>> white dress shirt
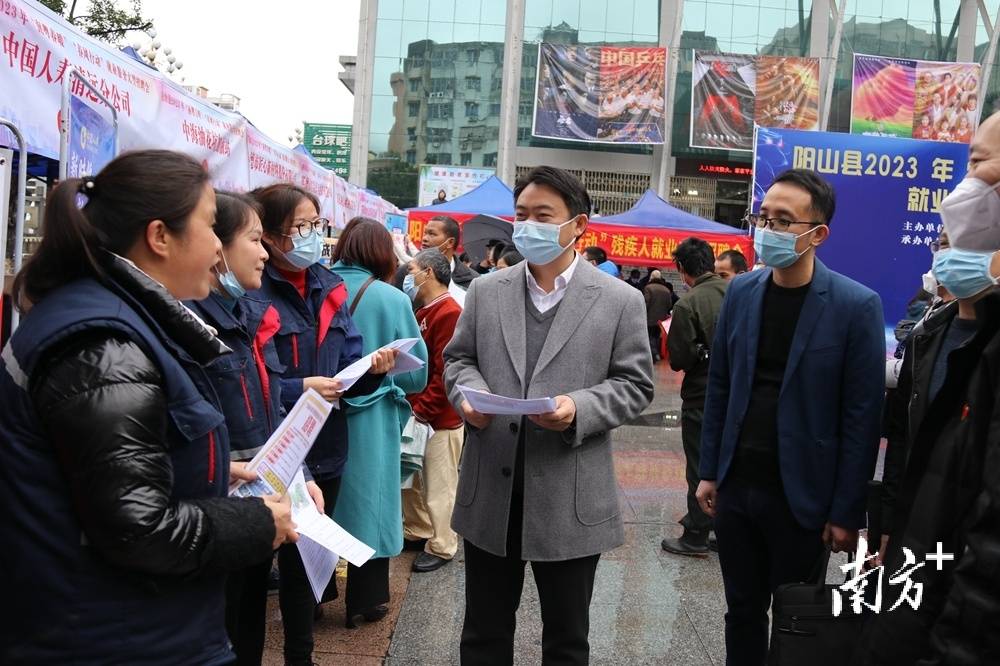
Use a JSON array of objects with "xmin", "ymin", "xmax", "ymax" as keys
[
  {"xmin": 448, "ymin": 257, "xmax": 467, "ymax": 308},
  {"xmin": 525, "ymin": 255, "xmax": 579, "ymax": 314}
]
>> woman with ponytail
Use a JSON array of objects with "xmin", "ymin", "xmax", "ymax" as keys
[
  {"xmin": 251, "ymin": 183, "xmax": 397, "ymax": 664},
  {"xmin": 0, "ymin": 151, "xmax": 298, "ymax": 664}
]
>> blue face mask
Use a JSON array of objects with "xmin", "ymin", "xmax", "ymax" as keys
[
  {"xmin": 512, "ymin": 217, "xmax": 576, "ymax": 266},
  {"xmin": 932, "ymin": 248, "xmax": 999, "ymax": 299},
  {"xmin": 753, "ymin": 226, "xmax": 820, "ymax": 269},
  {"xmin": 402, "ymin": 271, "xmax": 427, "ymax": 302},
  {"xmin": 217, "ymin": 252, "xmax": 246, "ymax": 299},
  {"xmin": 283, "ymin": 230, "xmax": 323, "ymax": 269}
]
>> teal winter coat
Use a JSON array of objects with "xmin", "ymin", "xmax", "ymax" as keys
[{"xmin": 330, "ymin": 263, "xmax": 428, "ymax": 558}]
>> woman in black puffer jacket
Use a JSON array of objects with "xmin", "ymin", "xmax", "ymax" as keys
[{"xmin": 0, "ymin": 151, "xmax": 298, "ymax": 665}]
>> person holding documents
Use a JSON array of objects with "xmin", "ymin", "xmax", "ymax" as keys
[
  {"xmin": 331, "ymin": 218, "xmax": 428, "ymax": 629},
  {"xmin": 253, "ymin": 184, "xmax": 396, "ymax": 664},
  {"xmin": 0, "ymin": 151, "xmax": 297, "ymax": 664},
  {"xmin": 443, "ymin": 166, "xmax": 655, "ymax": 664},
  {"xmin": 187, "ymin": 191, "xmax": 329, "ymax": 665}
]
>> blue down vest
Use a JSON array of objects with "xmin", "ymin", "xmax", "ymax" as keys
[{"xmin": 0, "ymin": 276, "xmax": 234, "ymax": 664}]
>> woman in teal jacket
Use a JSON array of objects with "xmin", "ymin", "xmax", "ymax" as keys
[{"xmin": 330, "ymin": 217, "xmax": 428, "ymax": 628}]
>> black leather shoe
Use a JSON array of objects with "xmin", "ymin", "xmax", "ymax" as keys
[
  {"xmin": 412, "ymin": 551, "xmax": 451, "ymax": 573},
  {"xmin": 345, "ymin": 604, "xmax": 388, "ymax": 629},
  {"xmin": 403, "ymin": 538, "xmax": 427, "ymax": 552},
  {"xmin": 661, "ymin": 536, "xmax": 709, "ymax": 557}
]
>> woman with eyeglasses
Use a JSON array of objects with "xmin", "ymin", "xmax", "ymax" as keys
[{"xmin": 252, "ymin": 183, "xmax": 398, "ymax": 665}]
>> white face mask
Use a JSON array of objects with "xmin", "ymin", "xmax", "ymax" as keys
[
  {"xmin": 921, "ymin": 270, "xmax": 939, "ymax": 295},
  {"xmin": 939, "ymin": 177, "xmax": 1000, "ymax": 251}
]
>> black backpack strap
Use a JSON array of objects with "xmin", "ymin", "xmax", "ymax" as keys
[{"xmin": 349, "ymin": 276, "xmax": 377, "ymax": 316}]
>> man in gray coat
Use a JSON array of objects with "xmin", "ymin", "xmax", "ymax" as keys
[{"xmin": 444, "ymin": 166, "xmax": 654, "ymax": 665}]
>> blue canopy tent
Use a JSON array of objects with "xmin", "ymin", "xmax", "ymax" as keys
[
  {"xmin": 586, "ymin": 190, "xmax": 753, "ymax": 268},
  {"xmin": 408, "ymin": 175, "xmax": 515, "ymax": 218},
  {"xmin": 595, "ymin": 190, "xmax": 747, "ymax": 235}
]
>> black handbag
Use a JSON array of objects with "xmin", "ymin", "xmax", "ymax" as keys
[{"xmin": 768, "ymin": 546, "xmax": 865, "ymax": 665}]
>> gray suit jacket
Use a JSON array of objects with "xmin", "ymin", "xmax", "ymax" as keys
[{"xmin": 443, "ymin": 258, "xmax": 654, "ymax": 561}]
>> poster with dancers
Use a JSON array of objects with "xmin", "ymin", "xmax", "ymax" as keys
[
  {"xmin": 851, "ymin": 54, "xmax": 981, "ymax": 143},
  {"xmin": 532, "ymin": 44, "xmax": 667, "ymax": 145}
]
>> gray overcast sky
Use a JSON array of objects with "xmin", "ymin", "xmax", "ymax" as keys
[{"xmin": 134, "ymin": 0, "xmax": 361, "ymax": 143}]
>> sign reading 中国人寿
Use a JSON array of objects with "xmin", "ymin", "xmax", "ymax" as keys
[{"xmin": 753, "ymin": 127, "xmax": 970, "ymax": 323}]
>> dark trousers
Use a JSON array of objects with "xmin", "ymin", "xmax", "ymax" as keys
[
  {"xmin": 278, "ymin": 476, "xmax": 341, "ymax": 666},
  {"xmin": 345, "ymin": 556, "xmax": 390, "ymax": 617},
  {"xmin": 648, "ymin": 325, "xmax": 661, "ymax": 359},
  {"xmin": 714, "ymin": 477, "xmax": 824, "ymax": 666},
  {"xmin": 225, "ymin": 555, "xmax": 272, "ymax": 666},
  {"xmin": 460, "ymin": 491, "xmax": 600, "ymax": 665},
  {"xmin": 680, "ymin": 407, "xmax": 713, "ymax": 537}
]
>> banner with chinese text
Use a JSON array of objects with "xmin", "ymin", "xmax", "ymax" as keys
[
  {"xmin": 532, "ymin": 43, "xmax": 666, "ymax": 145},
  {"xmin": 753, "ymin": 127, "xmax": 969, "ymax": 321},
  {"xmin": 578, "ymin": 223, "xmax": 753, "ymax": 270},
  {"xmin": 417, "ymin": 164, "xmax": 495, "ymax": 206},
  {"xmin": 851, "ymin": 54, "xmax": 981, "ymax": 143},
  {"xmin": 691, "ymin": 52, "xmax": 820, "ymax": 152},
  {"xmin": 0, "ymin": 0, "xmax": 399, "ymax": 225}
]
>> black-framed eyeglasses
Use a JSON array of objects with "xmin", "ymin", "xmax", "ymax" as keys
[
  {"xmin": 743, "ymin": 213, "xmax": 823, "ymax": 234},
  {"xmin": 282, "ymin": 217, "xmax": 330, "ymax": 239}
]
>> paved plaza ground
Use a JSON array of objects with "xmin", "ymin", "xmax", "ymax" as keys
[{"xmin": 261, "ymin": 363, "xmax": 857, "ymax": 665}]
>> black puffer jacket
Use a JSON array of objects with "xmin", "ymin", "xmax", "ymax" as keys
[
  {"xmin": 861, "ymin": 291, "xmax": 1000, "ymax": 665},
  {"xmin": 0, "ymin": 254, "xmax": 275, "ymax": 663}
]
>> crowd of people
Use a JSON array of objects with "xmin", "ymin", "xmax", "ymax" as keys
[{"xmin": 1, "ymin": 128, "xmax": 999, "ymax": 666}]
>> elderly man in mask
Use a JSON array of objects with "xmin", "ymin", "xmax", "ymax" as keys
[{"xmin": 858, "ymin": 112, "xmax": 1000, "ymax": 665}]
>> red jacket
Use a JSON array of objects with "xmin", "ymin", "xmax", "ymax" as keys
[{"xmin": 408, "ymin": 293, "xmax": 463, "ymax": 430}]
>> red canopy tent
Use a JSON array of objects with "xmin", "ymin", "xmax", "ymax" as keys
[
  {"xmin": 406, "ymin": 176, "xmax": 515, "ymax": 260},
  {"xmin": 582, "ymin": 190, "xmax": 754, "ymax": 269}
]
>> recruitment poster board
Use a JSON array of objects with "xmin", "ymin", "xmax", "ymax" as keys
[
  {"xmin": 691, "ymin": 52, "xmax": 820, "ymax": 151},
  {"xmin": 417, "ymin": 164, "xmax": 494, "ymax": 207},
  {"xmin": 533, "ymin": 44, "xmax": 667, "ymax": 145},
  {"xmin": 752, "ymin": 127, "xmax": 970, "ymax": 321},
  {"xmin": 851, "ymin": 54, "xmax": 981, "ymax": 143}
]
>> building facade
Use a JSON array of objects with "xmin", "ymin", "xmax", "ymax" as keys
[{"xmin": 351, "ymin": 0, "xmax": 1000, "ymax": 219}]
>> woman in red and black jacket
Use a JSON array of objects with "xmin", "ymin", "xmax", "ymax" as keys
[
  {"xmin": 188, "ymin": 192, "xmax": 327, "ymax": 665},
  {"xmin": 251, "ymin": 183, "xmax": 396, "ymax": 665}
]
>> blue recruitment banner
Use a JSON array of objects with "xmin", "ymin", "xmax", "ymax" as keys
[
  {"xmin": 753, "ymin": 127, "xmax": 969, "ymax": 323},
  {"xmin": 66, "ymin": 95, "xmax": 116, "ymax": 178}
]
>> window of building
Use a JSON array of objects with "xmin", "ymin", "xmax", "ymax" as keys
[
  {"xmin": 408, "ymin": 78, "xmax": 420, "ymax": 93},
  {"xmin": 428, "ymin": 103, "xmax": 453, "ymax": 119},
  {"xmin": 431, "ymin": 78, "xmax": 453, "ymax": 93},
  {"xmin": 407, "ymin": 127, "xmax": 417, "ymax": 141},
  {"xmin": 466, "ymin": 49, "xmax": 479, "ymax": 64},
  {"xmin": 517, "ymin": 127, "xmax": 532, "ymax": 141},
  {"xmin": 428, "ymin": 127, "xmax": 452, "ymax": 142},
  {"xmin": 460, "ymin": 152, "xmax": 473, "ymax": 166},
  {"xmin": 408, "ymin": 101, "xmax": 421, "ymax": 118},
  {"xmin": 405, "ymin": 150, "xmax": 417, "ymax": 165},
  {"xmin": 483, "ymin": 153, "xmax": 497, "ymax": 167},
  {"xmin": 489, "ymin": 103, "xmax": 502, "ymax": 116},
  {"xmin": 465, "ymin": 102, "xmax": 480, "ymax": 118},
  {"xmin": 519, "ymin": 100, "xmax": 533, "ymax": 116},
  {"xmin": 466, "ymin": 76, "xmax": 482, "ymax": 91},
  {"xmin": 426, "ymin": 153, "xmax": 452, "ymax": 165}
]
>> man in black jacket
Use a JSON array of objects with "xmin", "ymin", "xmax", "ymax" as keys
[
  {"xmin": 860, "ymin": 114, "xmax": 1000, "ymax": 665},
  {"xmin": 393, "ymin": 215, "xmax": 477, "ymax": 305},
  {"xmin": 661, "ymin": 238, "xmax": 727, "ymax": 556}
]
